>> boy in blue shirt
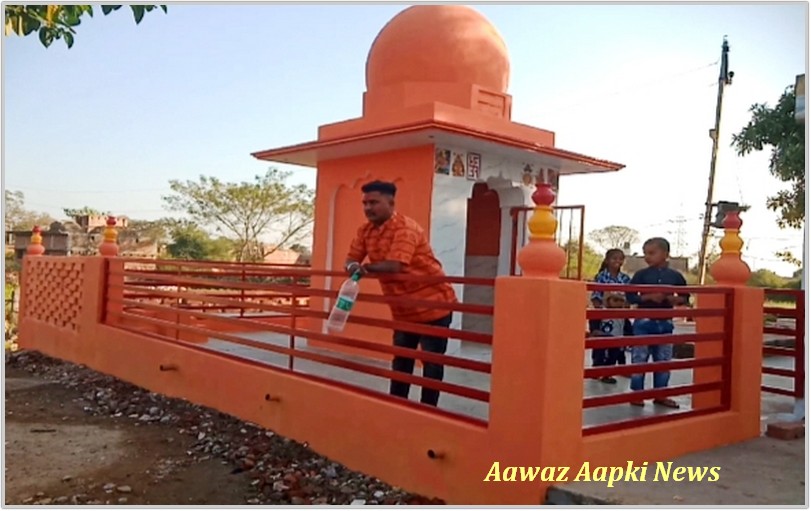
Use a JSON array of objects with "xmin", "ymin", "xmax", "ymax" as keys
[{"xmin": 625, "ymin": 237, "xmax": 689, "ymax": 408}]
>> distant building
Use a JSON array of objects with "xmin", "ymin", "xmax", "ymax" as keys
[
  {"xmin": 263, "ymin": 247, "xmax": 311, "ymax": 266},
  {"xmin": 7, "ymin": 215, "xmax": 160, "ymax": 262}
]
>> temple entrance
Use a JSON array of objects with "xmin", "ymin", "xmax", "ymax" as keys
[{"xmin": 462, "ymin": 182, "xmax": 502, "ymax": 334}]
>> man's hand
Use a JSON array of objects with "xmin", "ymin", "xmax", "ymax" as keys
[
  {"xmin": 640, "ymin": 293, "xmax": 666, "ymax": 303},
  {"xmin": 345, "ymin": 261, "xmax": 367, "ymax": 276},
  {"xmin": 666, "ymin": 294, "xmax": 687, "ymax": 306}
]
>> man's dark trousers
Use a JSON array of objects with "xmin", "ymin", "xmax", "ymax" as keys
[{"xmin": 390, "ymin": 313, "xmax": 453, "ymax": 406}]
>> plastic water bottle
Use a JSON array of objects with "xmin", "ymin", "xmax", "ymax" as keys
[{"xmin": 326, "ymin": 272, "xmax": 362, "ymax": 332}]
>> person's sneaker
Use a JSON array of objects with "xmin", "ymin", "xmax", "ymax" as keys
[
  {"xmin": 630, "ymin": 400, "xmax": 645, "ymax": 407},
  {"xmin": 654, "ymin": 398, "xmax": 680, "ymax": 409},
  {"xmin": 600, "ymin": 376, "xmax": 617, "ymax": 384}
]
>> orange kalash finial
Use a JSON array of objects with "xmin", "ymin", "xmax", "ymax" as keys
[
  {"xmin": 516, "ymin": 183, "xmax": 566, "ymax": 278},
  {"xmin": 98, "ymin": 216, "xmax": 120, "ymax": 257},
  {"xmin": 709, "ymin": 209, "xmax": 751, "ymax": 285},
  {"xmin": 26, "ymin": 226, "xmax": 45, "ymax": 256}
]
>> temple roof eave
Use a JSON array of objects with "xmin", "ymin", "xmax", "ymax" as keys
[{"xmin": 251, "ymin": 121, "xmax": 625, "ymax": 175}]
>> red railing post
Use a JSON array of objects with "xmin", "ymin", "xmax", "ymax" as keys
[
  {"xmin": 289, "ymin": 286, "xmax": 297, "ymax": 371},
  {"xmin": 240, "ymin": 265, "xmax": 246, "ymax": 318},
  {"xmin": 794, "ymin": 291, "xmax": 805, "ymax": 400},
  {"xmin": 720, "ymin": 289, "xmax": 735, "ymax": 410}
]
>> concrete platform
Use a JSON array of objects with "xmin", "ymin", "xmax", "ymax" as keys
[
  {"xmin": 198, "ymin": 320, "xmax": 804, "ymax": 505},
  {"xmin": 199, "ymin": 320, "xmax": 799, "ymax": 427},
  {"xmin": 545, "ymin": 436, "xmax": 805, "ymax": 505}
]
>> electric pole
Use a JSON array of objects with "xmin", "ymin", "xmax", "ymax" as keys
[
  {"xmin": 697, "ymin": 37, "xmax": 734, "ymax": 285},
  {"xmin": 667, "ymin": 207, "xmax": 688, "ymax": 256}
]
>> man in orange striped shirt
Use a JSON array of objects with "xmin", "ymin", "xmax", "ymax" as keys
[{"xmin": 345, "ymin": 180, "xmax": 457, "ymax": 407}]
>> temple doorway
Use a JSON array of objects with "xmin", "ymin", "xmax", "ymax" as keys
[{"xmin": 462, "ymin": 182, "xmax": 501, "ymax": 333}]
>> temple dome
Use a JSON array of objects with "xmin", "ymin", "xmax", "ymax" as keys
[{"xmin": 365, "ymin": 5, "xmax": 510, "ymax": 93}]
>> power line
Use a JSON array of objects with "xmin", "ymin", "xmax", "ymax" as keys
[
  {"xmin": 8, "ymin": 186, "xmax": 169, "ymax": 194},
  {"xmin": 534, "ymin": 59, "xmax": 720, "ymax": 117}
]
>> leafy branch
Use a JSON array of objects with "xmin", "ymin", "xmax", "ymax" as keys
[{"xmin": 4, "ymin": 5, "xmax": 167, "ymax": 48}]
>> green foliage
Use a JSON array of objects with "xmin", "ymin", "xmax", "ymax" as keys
[
  {"xmin": 63, "ymin": 206, "xmax": 106, "ymax": 218},
  {"xmin": 163, "ymin": 169, "xmax": 315, "ymax": 263},
  {"xmin": 4, "ymin": 190, "xmax": 55, "ymax": 232},
  {"xmin": 560, "ymin": 240, "xmax": 604, "ymax": 280},
  {"xmin": 4, "ymin": 5, "xmax": 167, "ymax": 48},
  {"xmin": 588, "ymin": 225, "xmax": 640, "ymax": 252},
  {"xmin": 732, "ymin": 85, "xmax": 805, "ymax": 229},
  {"xmin": 775, "ymin": 249, "xmax": 802, "ymax": 269},
  {"xmin": 747, "ymin": 268, "xmax": 789, "ymax": 289},
  {"xmin": 164, "ymin": 221, "xmax": 234, "ymax": 261}
]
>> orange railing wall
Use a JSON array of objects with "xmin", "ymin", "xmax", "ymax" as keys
[{"xmin": 18, "ymin": 256, "xmax": 765, "ymax": 504}]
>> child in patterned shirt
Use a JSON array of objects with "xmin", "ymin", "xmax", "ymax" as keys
[
  {"xmin": 589, "ymin": 291, "xmax": 633, "ymax": 384},
  {"xmin": 589, "ymin": 249, "xmax": 632, "ymax": 383}
]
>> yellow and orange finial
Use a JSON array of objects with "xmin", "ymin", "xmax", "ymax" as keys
[
  {"xmin": 516, "ymin": 183, "xmax": 566, "ymax": 278},
  {"xmin": 26, "ymin": 226, "xmax": 45, "ymax": 256},
  {"xmin": 709, "ymin": 209, "xmax": 751, "ymax": 285},
  {"xmin": 98, "ymin": 216, "xmax": 119, "ymax": 257}
]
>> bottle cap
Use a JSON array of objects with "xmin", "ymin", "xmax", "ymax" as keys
[{"xmin": 351, "ymin": 271, "xmax": 362, "ymax": 281}]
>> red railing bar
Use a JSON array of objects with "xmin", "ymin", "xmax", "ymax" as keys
[
  {"xmin": 121, "ymin": 263, "xmax": 496, "ymax": 286},
  {"xmin": 120, "ymin": 279, "xmax": 310, "ymax": 291},
  {"xmin": 583, "ymin": 356, "xmax": 725, "ymax": 378},
  {"xmin": 762, "ymin": 366, "xmax": 796, "ymax": 378},
  {"xmin": 586, "ymin": 283, "xmax": 733, "ymax": 294},
  {"xmin": 115, "ymin": 283, "xmax": 493, "ymax": 345},
  {"xmin": 107, "ymin": 320, "xmax": 489, "ymax": 428},
  {"xmin": 764, "ymin": 326, "xmax": 798, "ymax": 336},
  {"xmin": 583, "ymin": 406, "xmax": 727, "ymax": 436},
  {"xmin": 763, "ymin": 346, "xmax": 796, "ymax": 356},
  {"xmin": 763, "ymin": 307, "xmax": 799, "ymax": 317},
  {"xmin": 108, "ymin": 307, "xmax": 491, "ymax": 402},
  {"xmin": 583, "ymin": 381, "xmax": 722, "ymax": 408},
  {"xmin": 587, "ymin": 308, "xmax": 726, "ymax": 320},
  {"xmin": 124, "ymin": 291, "xmax": 301, "ymax": 299},
  {"xmin": 123, "ymin": 257, "xmax": 310, "ymax": 268},
  {"xmin": 124, "ymin": 269, "xmax": 309, "ymax": 276},
  {"xmin": 760, "ymin": 385, "xmax": 795, "ymax": 397},
  {"xmin": 763, "ymin": 288, "xmax": 805, "ymax": 299},
  {"xmin": 114, "ymin": 270, "xmax": 495, "ymax": 315},
  {"xmin": 111, "ymin": 299, "xmax": 493, "ymax": 376},
  {"xmin": 585, "ymin": 332, "xmax": 723, "ymax": 349}
]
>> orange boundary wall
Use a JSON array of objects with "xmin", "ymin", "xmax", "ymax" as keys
[{"xmin": 18, "ymin": 256, "xmax": 763, "ymax": 504}]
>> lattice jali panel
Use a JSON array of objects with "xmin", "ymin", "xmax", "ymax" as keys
[{"xmin": 22, "ymin": 259, "xmax": 85, "ymax": 333}]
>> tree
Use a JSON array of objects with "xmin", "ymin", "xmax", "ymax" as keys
[
  {"xmin": 164, "ymin": 222, "xmax": 234, "ymax": 261},
  {"xmin": 4, "ymin": 5, "xmax": 166, "ymax": 49},
  {"xmin": 163, "ymin": 169, "xmax": 315, "ymax": 262},
  {"xmin": 775, "ymin": 249, "xmax": 802, "ymax": 269},
  {"xmin": 63, "ymin": 206, "xmax": 106, "ymax": 218},
  {"xmin": 4, "ymin": 190, "xmax": 55, "ymax": 232},
  {"xmin": 560, "ymin": 240, "xmax": 604, "ymax": 280},
  {"xmin": 747, "ymin": 269, "xmax": 788, "ymax": 289},
  {"xmin": 732, "ymin": 85, "xmax": 805, "ymax": 229},
  {"xmin": 588, "ymin": 225, "xmax": 640, "ymax": 253}
]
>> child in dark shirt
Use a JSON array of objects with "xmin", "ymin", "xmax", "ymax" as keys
[
  {"xmin": 588, "ymin": 291, "xmax": 633, "ymax": 384},
  {"xmin": 626, "ymin": 237, "xmax": 689, "ymax": 408}
]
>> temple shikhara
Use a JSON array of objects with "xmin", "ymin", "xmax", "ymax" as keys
[
  {"xmin": 13, "ymin": 5, "xmax": 801, "ymax": 506},
  {"xmin": 253, "ymin": 5, "xmax": 623, "ymax": 344}
]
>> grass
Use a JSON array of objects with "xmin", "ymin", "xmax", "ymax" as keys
[
  {"xmin": 5, "ymin": 283, "xmax": 16, "ymax": 301},
  {"xmin": 764, "ymin": 300, "xmax": 797, "ymax": 309}
]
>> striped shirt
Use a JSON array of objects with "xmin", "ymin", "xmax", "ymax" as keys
[{"xmin": 347, "ymin": 213, "xmax": 457, "ymax": 323}]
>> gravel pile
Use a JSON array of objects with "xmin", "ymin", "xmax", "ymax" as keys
[{"xmin": 7, "ymin": 351, "xmax": 445, "ymax": 505}]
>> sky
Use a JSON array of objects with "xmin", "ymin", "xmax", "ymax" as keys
[{"xmin": 2, "ymin": 1, "xmax": 807, "ymax": 277}]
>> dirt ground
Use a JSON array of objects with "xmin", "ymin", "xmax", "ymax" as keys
[
  {"xmin": 5, "ymin": 366, "xmax": 255, "ymax": 505},
  {"xmin": 3, "ymin": 352, "xmax": 441, "ymax": 506}
]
